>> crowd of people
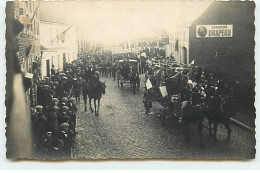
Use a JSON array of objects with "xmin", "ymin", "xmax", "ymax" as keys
[
  {"xmin": 144, "ymin": 60, "xmax": 238, "ymax": 118},
  {"xmin": 31, "ymin": 53, "xmax": 107, "ymax": 159}
]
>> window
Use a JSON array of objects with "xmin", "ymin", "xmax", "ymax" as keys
[
  {"xmin": 51, "ymin": 56, "xmax": 54, "ymax": 65},
  {"xmin": 50, "ymin": 28, "xmax": 53, "ymax": 45},
  {"xmin": 19, "ymin": 8, "xmax": 23, "ymax": 15},
  {"xmin": 58, "ymin": 55, "xmax": 60, "ymax": 69},
  {"xmin": 57, "ymin": 29, "xmax": 59, "ymax": 44}
]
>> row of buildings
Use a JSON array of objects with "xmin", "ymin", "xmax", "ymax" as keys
[
  {"xmin": 11, "ymin": 1, "xmax": 78, "ymax": 80},
  {"xmin": 165, "ymin": 2, "xmax": 255, "ymax": 127},
  {"xmin": 8, "ymin": 1, "xmax": 78, "ymax": 107}
]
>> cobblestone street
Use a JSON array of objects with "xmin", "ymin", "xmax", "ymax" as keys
[{"xmin": 74, "ymin": 75, "xmax": 255, "ymax": 160}]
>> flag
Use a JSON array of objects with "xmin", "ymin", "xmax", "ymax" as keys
[
  {"xmin": 19, "ymin": 15, "xmax": 31, "ymax": 25},
  {"xmin": 146, "ymin": 78, "xmax": 153, "ymax": 89},
  {"xmin": 159, "ymin": 86, "xmax": 168, "ymax": 97},
  {"xmin": 188, "ymin": 60, "xmax": 195, "ymax": 67},
  {"xmin": 140, "ymin": 52, "xmax": 147, "ymax": 58},
  {"xmin": 57, "ymin": 33, "xmax": 65, "ymax": 43}
]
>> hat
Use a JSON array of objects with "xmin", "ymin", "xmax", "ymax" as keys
[
  {"xmin": 209, "ymin": 73, "xmax": 214, "ymax": 76},
  {"xmin": 59, "ymin": 123, "xmax": 69, "ymax": 129},
  {"xmin": 62, "ymin": 106, "xmax": 69, "ymax": 111},
  {"xmin": 47, "ymin": 132, "xmax": 52, "ymax": 134},
  {"xmin": 43, "ymin": 85, "xmax": 49, "ymax": 88},
  {"xmin": 73, "ymin": 78, "xmax": 77, "ymax": 80},
  {"xmin": 61, "ymin": 97, "xmax": 68, "ymax": 102},
  {"xmin": 53, "ymin": 81, "xmax": 59, "ymax": 85},
  {"xmin": 35, "ymin": 105, "xmax": 43, "ymax": 109},
  {"xmin": 53, "ymin": 106, "xmax": 60, "ymax": 111},
  {"xmin": 69, "ymin": 97, "xmax": 76, "ymax": 102},
  {"xmin": 95, "ymin": 71, "xmax": 100, "ymax": 75},
  {"xmin": 52, "ymin": 98, "xmax": 59, "ymax": 102},
  {"xmin": 62, "ymin": 77, "xmax": 67, "ymax": 80}
]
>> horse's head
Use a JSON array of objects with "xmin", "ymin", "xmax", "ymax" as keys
[{"xmin": 100, "ymin": 81, "xmax": 106, "ymax": 94}]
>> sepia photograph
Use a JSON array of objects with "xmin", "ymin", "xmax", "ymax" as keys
[{"xmin": 5, "ymin": 0, "xmax": 256, "ymax": 161}]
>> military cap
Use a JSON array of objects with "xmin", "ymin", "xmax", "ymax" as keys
[
  {"xmin": 61, "ymin": 97, "xmax": 68, "ymax": 102},
  {"xmin": 53, "ymin": 81, "xmax": 59, "ymax": 85},
  {"xmin": 52, "ymin": 98, "xmax": 59, "ymax": 102},
  {"xmin": 53, "ymin": 106, "xmax": 60, "ymax": 110},
  {"xmin": 59, "ymin": 123, "xmax": 69, "ymax": 129},
  {"xmin": 35, "ymin": 105, "xmax": 43, "ymax": 109},
  {"xmin": 62, "ymin": 106, "xmax": 69, "ymax": 111},
  {"xmin": 69, "ymin": 97, "xmax": 76, "ymax": 102}
]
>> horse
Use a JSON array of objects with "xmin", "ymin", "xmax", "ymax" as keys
[
  {"xmin": 88, "ymin": 81, "xmax": 106, "ymax": 116},
  {"xmin": 203, "ymin": 95, "xmax": 236, "ymax": 141}
]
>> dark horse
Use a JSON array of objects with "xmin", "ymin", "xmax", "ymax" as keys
[
  {"xmin": 88, "ymin": 81, "xmax": 106, "ymax": 116},
  {"xmin": 203, "ymin": 96, "xmax": 236, "ymax": 141}
]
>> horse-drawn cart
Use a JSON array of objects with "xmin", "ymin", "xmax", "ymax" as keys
[
  {"xmin": 143, "ymin": 65, "xmax": 237, "ymax": 147},
  {"xmin": 117, "ymin": 59, "xmax": 140, "ymax": 94}
]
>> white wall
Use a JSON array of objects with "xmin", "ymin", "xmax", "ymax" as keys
[{"xmin": 39, "ymin": 21, "xmax": 78, "ymax": 79}]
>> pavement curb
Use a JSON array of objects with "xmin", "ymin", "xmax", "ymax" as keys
[{"xmin": 230, "ymin": 118, "xmax": 255, "ymax": 133}]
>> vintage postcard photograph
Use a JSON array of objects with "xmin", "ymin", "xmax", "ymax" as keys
[{"xmin": 5, "ymin": 0, "xmax": 256, "ymax": 160}]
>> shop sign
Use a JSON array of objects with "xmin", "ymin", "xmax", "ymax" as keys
[{"xmin": 196, "ymin": 25, "xmax": 233, "ymax": 38}]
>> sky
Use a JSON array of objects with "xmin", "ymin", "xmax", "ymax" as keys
[{"xmin": 39, "ymin": 0, "xmax": 213, "ymax": 45}]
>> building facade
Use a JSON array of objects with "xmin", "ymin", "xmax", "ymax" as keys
[
  {"xmin": 13, "ymin": 1, "xmax": 41, "ymax": 73},
  {"xmin": 8, "ymin": 1, "xmax": 41, "ymax": 107},
  {"xmin": 39, "ymin": 21, "xmax": 78, "ymax": 78},
  {"xmin": 166, "ymin": 26, "xmax": 190, "ymax": 64}
]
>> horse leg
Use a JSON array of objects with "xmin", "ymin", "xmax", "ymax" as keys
[
  {"xmin": 89, "ymin": 98, "xmax": 94, "ymax": 113},
  {"xmin": 94, "ymin": 99, "xmax": 97, "ymax": 116},
  {"xmin": 213, "ymin": 123, "xmax": 217, "ymax": 140},
  {"xmin": 84, "ymin": 96, "xmax": 87, "ymax": 112},
  {"xmin": 208, "ymin": 119, "xmax": 213, "ymax": 137},
  {"xmin": 198, "ymin": 120, "xmax": 204, "ymax": 148},
  {"xmin": 97, "ymin": 98, "xmax": 100, "ymax": 116},
  {"xmin": 224, "ymin": 121, "xmax": 231, "ymax": 141},
  {"xmin": 133, "ymin": 81, "xmax": 136, "ymax": 95},
  {"xmin": 184, "ymin": 122, "xmax": 190, "ymax": 142}
]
